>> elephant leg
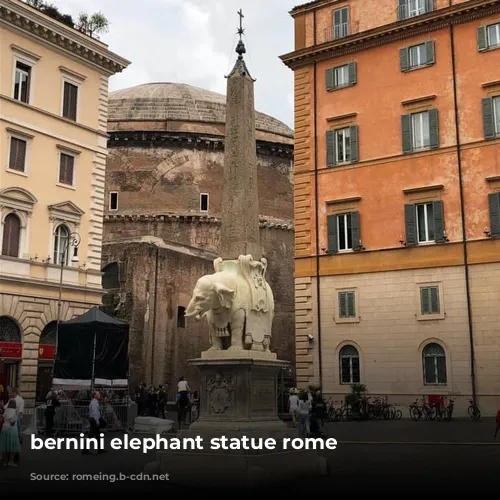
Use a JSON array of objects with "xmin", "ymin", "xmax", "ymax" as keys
[
  {"xmin": 228, "ymin": 309, "xmax": 245, "ymax": 350},
  {"xmin": 208, "ymin": 325, "xmax": 223, "ymax": 350}
]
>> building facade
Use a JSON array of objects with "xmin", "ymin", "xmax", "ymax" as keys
[
  {"xmin": 282, "ymin": 0, "xmax": 500, "ymax": 415},
  {"xmin": 100, "ymin": 83, "xmax": 295, "ymax": 393},
  {"xmin": 0, "ymin": 0, "xmax": 129, "ymax": 402}
]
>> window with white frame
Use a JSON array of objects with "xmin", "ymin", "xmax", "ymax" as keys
[
  {"xmin": 109, "ymin": 192, "xmax": 119, "ymax": 211},
  {"xmin": 408, "ymin": 0, "xmax": 426, "ymax": 17},
  {"xmin": 58, "ymin": 152, "xmax": 75, "ymax": 186},
  {"xmin": 409, "ymin": 43, "xmax": 427, "ymax": 68},
  {"xmin": 13, "ymin": 61, "xmax": 31, "ymax": 103},
  {"xmin": 333, "ymin": 7, "xmax": 349, "ymax": 39},
  {"xmin": 411, "ymin": 111, "xmax": 430, "ymax": 150},
  {"xmin": 487, "ymin": 22, "xmax": 500, "ymax": 48},
  {"xmin": 420, "ymin": 286, "xmax": 440, "ymax": 315},
  {"xmin": 416, "ymin": 202, "xmax": 435, "ymax": 243},
  {"xmin": 8, "ymin": 136, "xmax": 27, "ymax": 173},
  {"xmin": 334, "ymin": 65, "xmax": 349, "ymax": 87},
  {"xmin": 422, "ymin": 343, "xmax": 447, "ymax": 385},
  {"xmin": 339, "ymin": 291, "xmax": 356, "ymax": 318},
  {"xmin": 494, "ymin": 96, "xmax": 500, "ymax": 135},
  {"xmin": 339, "ymin": 345, "xmax": 360, "ymax": 384},
  {"xmin": 334, "ymin": 127, "xmax": 351, "ymax": 164},
  {"xmin": 53, "ymin": 224, "xmax": 70, "ymax": 266},
  {"xmin": 336, "ymin": 212, "xmax": 353, "ymax": 251},
  {"xmin": 200, "ymin": 193, "xmax": 209, "ymax": 212}
]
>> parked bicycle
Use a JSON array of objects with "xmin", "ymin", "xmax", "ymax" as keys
[
  {"xmin": 409, "ymin": 396, "xmax": 436, "ymax": 421},
  {"xmin": 467, "ymin": 397, "xmax": 481, "ymax": 420}
]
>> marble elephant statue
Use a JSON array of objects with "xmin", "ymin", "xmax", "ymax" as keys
[{"xmin": 184, "ymin": 270, "xmax": 274, "ymax": 352}]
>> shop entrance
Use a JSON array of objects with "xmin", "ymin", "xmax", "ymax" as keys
[{"xmin": 0, "ymin": 316, "xmax": 23, "ymax": 402}]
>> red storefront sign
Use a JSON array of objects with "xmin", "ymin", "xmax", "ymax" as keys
[
  {"xmin": 0, "ymin": 342, "xmax": 22, "ymax": 359},
  {"xmin": 39, "ymin": 344, "xmax": 56, "ymax": 360}
]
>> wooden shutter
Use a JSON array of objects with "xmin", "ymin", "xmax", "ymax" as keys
[
  {"xmin": 430, "ymin": 287, "xmax": 440, "ymax": 314},
  {"xmin": 349, "ymin": 125, "xmax": 359, "ymax": 163},
  {"xmin": 339, "ymin": 292, "xmax": 347, "ymax": 317},
  {"xmin": 348, "ymin": 62, "xmax": 357, "ymax": 85},
  {"xmin": 327, "ymin": 214, "xmax": 339, "ymax": 254},
  {"xmin": 433, "ymin": 200, "xmax": 445, "ymax": 243},
  {"xmin": 429, "ymin": 109, "xmax": 439, "ymax": 149},
  {"xmin": 326, "ymin": 68, "xmax": 335, "ymax": 91},
  {"xmin": 398, "ymin": 0, "xmax": 406, "ymax": 20},
  {"xmin": 488, "ymin": 192, "xmax": 500, "ymax": 237},
  {"xmin": 425, "ymin": 0, "xmax": 434, "ymax": 13},
  {"xmin": 59, "ymin": 154, "xmax": 74, "ymax": 185},
  {"xmin": 425, "ymin": 40, "xmax": 435, "ymax": 65},
  {"xmin": 63, "ymin": 82, "xmax": 78, "ymax": 120},
  {"xmin": 400, "ymin": 47, "xmax": 410, "ymax": 72},
  {"xmin": 9, "ymin": 137, "xmax": 27, "ymax": 172},
  {"xmin": 405, "ymin": 204, "xmax": 417, "ymax": 246},
  {"xmin": 420, "ymin": 287, "xmax": 430, "ymax": 314},
  {"xmin": 347, "ymin": 292, "xmax": 356, "ymax": 317},
  {"xmin": 477, "ymin": 26, "xmax": 488, "ymax": 51},
  {"xmin": 326, "ymin": 130, "xmax": 336, "ymax": 166},
  {"xmin": 351, "ymin": 211, "xmax": 361, "ymax": 251},
  {"xmin": 1, "ymin": 214, "xmax": 21, "ymax": 258},
  {"xmin": 401, "ymin": 114, "xmax": 413, "ymax": 154},
  {"xmin": 482, "ymin": 97, "xmax": 495, "ymax": 140}
]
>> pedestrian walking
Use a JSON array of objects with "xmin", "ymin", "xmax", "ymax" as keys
[
  {"xmin": 177, "ymin": 376, "xmax": 190, "ymax": 431},
  {"xmin": 288, "ymin": 390, "xmax": 299, "ymax": 428},
  {"xmin": 82, "ymin": 391, "xmax": 107, "ymax": 455},
  {"xmin": 0, "ymin": 399, "xmax": 21, "ymax": 467},
  {"xmin": 44, "ymin": 389, "xmax": 60, "ymax": 437},
  {"xmin": 297, "ymin": 391, "xmax": 311, "ymax": 438}
]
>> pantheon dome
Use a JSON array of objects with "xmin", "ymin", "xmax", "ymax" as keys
[{"xmin": 101, "ymin": 81, "xmax": 295, "ymax": 391}]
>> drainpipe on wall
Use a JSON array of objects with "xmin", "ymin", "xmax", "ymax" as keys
[
  {"xmin": 312, "ymin": 9, "xmax": 323, "ymax": 390},
  {"xmin": 150, "ymin": 245, "xmax": 159, "ymax": 385},
  {"xmin": 449, "ymin": 21, "xmax": 477, "ymax": 404}
]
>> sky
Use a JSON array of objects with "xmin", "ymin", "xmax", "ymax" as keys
[{"xmin": 54, "ymin": 0, "xmax": 299, "ymax": 128}]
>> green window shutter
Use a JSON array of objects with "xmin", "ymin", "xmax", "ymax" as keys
[
  {"xmin": 401, "ymin": 114, "xmax": 413, "ymax": 154},
  {"xmin": 430, "ymin": 287, "xmax": 440, "ymax": 314},
  {"xmin": 400, "ymin": 47, "xmax": 410, "ymax": 72},
  {"xmin": 425, "ymin": 40, "xmax": 435, "ymax": 65},
  {"xmin": 425, "ymin": 0, "xmax": 434, "ymax": 13},
  {"xmin": 488, "ymin": 192, "xmax": 500, "ymax": 237},
  {"xmin": 482, "ymin": 97, "xmax": 495, "ymax": 140},
  {"xmin": 339, "ymin": 292, "xmax": 347, "ymax": 317},
  {"xmin": 405, "ymin": 204, "xmax": 417, "ymax": 246},
  {"xmin": 347, "ymin": 292, "xmax": 356, "ymax": 317},
  {"xmin": 348, "ymin": 62, "xmax": 357, "ymax": 85},
  {"xmin": 398, "ymin": 0, "xmax": 406, "ymax": 20},
  {"xmin": 327, "ymin": 214, "xmax": 339, "ymax": 253},
  {"xmin": 326, "ymin": 68, "xmax": 335, "ymax": 91},
  {"xmin": 351, "ymin": 211, "xmax": 361, "ymax": 251},
  {"xmin": 421, "ymin": 288, "xmax": 430, "ymax": 314},
  {"xmin": 349, "ymin": 125, "xmax": 359, "ymax": 163},
  {"xmin": 477, "ymin": 26, "xmax": 488, "ymax": 51},
  {"xmin": 429, "ymin": 109, "xmax": 439, "ymax": 149},
  {"xmin": 432, "ymin": 200, "xmax": 445, "ymax": 243},
  {"xmin": 326, "ymin": 130, "xmax": 336, "ymax": 166}
]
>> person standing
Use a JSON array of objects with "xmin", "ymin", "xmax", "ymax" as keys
[
  {"xmin": 177, "ymin": 376, "xmax": 190, "ymax": 431},
  {"xmin": 9, "ymin": 388, "xmax": 23, "ymax": 451},
  {"xmin": 82, "ymin": 391, "xmax": 107, "ymax": 455},
  {"xmin": 158, "ymin": 385, "xmax": 167, "ymax": 419},
  {"xmin": 44, "ymin": 389, "xmax": 60, "ymax": 437},
  {"xmin": 288, "ymin": 390, "xmax": 299, "ymax": 428},
  {"xmin": 0, "ymin": 399, "xmax": 21, "ymax": 467},
  {"xmin": 297, "ymin": 391, "xmax": 311, "ymax": 438}
]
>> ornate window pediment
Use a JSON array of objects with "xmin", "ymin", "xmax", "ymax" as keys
[
  {"xmin": 48, "ymin": 201, "xmax": 84, "ymax": 224},
  {"xmin": 0, "ymin": 187, "xmax": 37, "ymax": 214}
]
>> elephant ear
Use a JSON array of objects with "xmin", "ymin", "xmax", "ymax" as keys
[{"xmin": 214, "ymin": 283, "xmax": 235, "ymax": 308}]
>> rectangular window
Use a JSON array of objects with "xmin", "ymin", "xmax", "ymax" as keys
[
  {"xmin": 59, "ymin": 153, "xmax": 75, "ymax": 186},
  {"xmin": 399, "ymin": 0, "xmax": 433, "ymax": 20},
  {"xmin": 488, "ymin": 192, "xmax": 500, "ymax": 237},
  {"xmin": 109, "ymin": 192, "xmax": 119, "ymax": 211},
  {"xmin": 177, "ymin": 306, "xmax": 186, "ymax": 329},
  {"xmin": 411, "ymin": 111, "xmax": 430, "ymax": 150},
  {"xmin": 337, "ymin": 212, "xmax": 353, "ymax": 251},
  {"xmin": 335, "ymin": 127, "xmax": 351, "ymax": 164},
  {"xmin": 13, "ymin": 62, "xmax": 31, "ymax": 103},
  {"xmin": 339, "ymin": 291, "xmax": 356, "ymax": 318},
  {"xmin": 420, "ymin": 286, "xmax": 440, "ymax": 315},
  {"xmin": 487, "ymin": 23, "xmax": 500, "ymax": 48},
  {"xmin": 62, "ymin": 81, "xmax": 78, "ymax": 120},
  {"xmin": 494, "ymin": 96, "xmax": 500, "ymax": 135},
  {"xmin": 333, "ymin": 7, "xmax": 349, "ymax": 39},
  {"xmin": 200, "ymin": 193, "xmax": 209, "ymax": 212},
  {"xmin": 340, "ymin": 355, "xmax": 360, "ymax": 384},
  {"xmin": 8, "ymin": 137, "xmax": 27, "ymax": 172},
  {"xmin": 416, "ymin": 202, "xmax": 435, "ymax": 243},
  {"xmin": 409, "ymin": 43, "xmax": 427, "ymax": 68},
  {"xmin": 334, "ymin": 65, "xmax": 349, "ymax": 87},
  {"xmin": 402, "ymin": 109, "xmax": 439, "ymax": 153}
]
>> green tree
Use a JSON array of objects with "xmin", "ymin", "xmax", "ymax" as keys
[{"xmin": 76, "ymin": 11, "xmax": 109, "ymax": 38}]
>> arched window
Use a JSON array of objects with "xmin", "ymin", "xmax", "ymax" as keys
[
  {"xmin": 423, "ymin": 343, "xmax": 447, "ymax": 385},
  {"xmin": 0, "ymin": 316, "xmax": 21, "ymax": 343},
  {"xmin": 53, "ymin": 224, "xmax": 69, "ymax": 265},
  {"xmin": 40, "ymin": 321, "xmax": 57, "ymax": 346},
  {"xmin": 339, "ymin": 345, "xmax": 360, "ymax": 384},
  {"xmin": 2, "ymin": 213, "xmax": 21, "ymax": 257}
]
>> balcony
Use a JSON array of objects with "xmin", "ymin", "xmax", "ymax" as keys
[
  {"xmin": 398, "ymin": 0, "xmax": 434, "ymax": 21},
  {"xmin": 322, "ymin": 22, "xmax": 351, "ymax": 44}
]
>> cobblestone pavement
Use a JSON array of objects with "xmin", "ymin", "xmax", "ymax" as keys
[{"xmin": 1, "ymin": 419, "xmax": 498, "ymax": 492}]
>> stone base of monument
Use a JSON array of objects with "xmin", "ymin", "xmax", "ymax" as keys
[{"xmin": 144, "ymin": 354, "xmax": 327, "ymax": 487}]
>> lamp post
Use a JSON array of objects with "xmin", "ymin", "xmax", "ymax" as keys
[{"xmin": 54, "ymin": 232, "xmax": 81, "ymax": 363}]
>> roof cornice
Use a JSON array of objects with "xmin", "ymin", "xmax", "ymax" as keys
[
  {"xmin": 290, "ymin": 0, "xmax": 339, "ymax": 17},
  {"xmin": 281, "ymin": 0, "xmax": 500, "ymax": 69},
  {"xmin": 0, "ymin": 0, "xmax": 130, "ymax": 75}
]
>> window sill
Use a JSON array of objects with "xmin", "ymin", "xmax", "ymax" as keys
[
  {"xmin": 326, "ymin": 83, "xmax": 355, "ymax": 92},
  {"xmin": 56, "ymin": 182, "xmax": 76, "ymax": 190},
  {"xmin": 402, "ymin": 63, "xmax": 433, "ymax": 73},
  {"xmin": 327, "ymin": 161, "xmax": 356, "ymax": 168},
  {"xmin": 5, "ymin": 168, "xmax": 27, "ymax": 177},
  {"xmin": 335, "ymin": 317, "xmax": 360, "ymax": 324},
  {"xmin": 479, "ymin": 44, "xmax": 500, "ymax": 54},
  {"xmin": 423, "ymin": 383, "xmax": 448, "ymax": 387},
  {"xmin": 340, "ymin": 382, "xmax": 360, "ymax": 386},
  {"xmin": 417, "ymin": 313, "xmax": 445, "ymax": 321},
  {"xmin": 417, "ymin": 241, "xmax": 436, "ymax": 246}
]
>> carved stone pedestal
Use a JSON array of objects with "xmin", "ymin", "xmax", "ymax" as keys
[{"xmin": 145, "ymin": 355, "xmax": 327, "ymax": 487}]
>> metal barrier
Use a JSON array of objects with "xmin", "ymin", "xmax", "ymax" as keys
[{"xmin": 21, "ymin": 402, "xmax": 137, "ymax": 435}]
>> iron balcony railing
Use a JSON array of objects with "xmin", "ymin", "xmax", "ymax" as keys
[
  {"xmin": 398, "ymin": 0, "xmax": 434, "ymax": 21},
  {"xmin": 323, "ymin": 22, "xmax": 350, "ymax": 43}
]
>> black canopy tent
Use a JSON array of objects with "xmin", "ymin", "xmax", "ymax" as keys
[{"xmin": 53, "ymin": 307, "xmax": 129, "ymax": 387}]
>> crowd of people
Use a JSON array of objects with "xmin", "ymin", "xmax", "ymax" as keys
[
  {"xmin": 288, "ymin": 389, "xmax": 326, "ymax": 439},
  {"xmin": 0, "ymin": 388, "xmax": 25, "ymax": 467}
]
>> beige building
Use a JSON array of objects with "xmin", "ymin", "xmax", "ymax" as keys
[{"xmin": 0, "ymin": 0, "xmax": 129, "ymax": 402}]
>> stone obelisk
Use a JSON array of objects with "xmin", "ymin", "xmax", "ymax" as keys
[{"xmin": 220, "ymin": 19, "xmax": 261, "ymax": 261}]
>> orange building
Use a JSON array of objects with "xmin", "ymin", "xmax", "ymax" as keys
[{"xmin": 281, "ymin": 0, "xmax": 500, "ymax": 415}]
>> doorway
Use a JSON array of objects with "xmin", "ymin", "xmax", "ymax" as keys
[
  {"xmin": 36, "ymin": 364, "xmax": 53, "ymax": 402},
  {"xmin": 0, "ymin": 361, "xmax": 19, "ymax": 403}
]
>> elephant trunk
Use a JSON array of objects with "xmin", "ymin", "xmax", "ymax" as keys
[{"xmin": 185, "ymin": 301, "xmax": 202, "ymax": 321}]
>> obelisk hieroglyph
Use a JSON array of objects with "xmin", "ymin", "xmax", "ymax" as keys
[{"xmin": 220, "ymin": 12, "xmax": 261, "ymax": 261}]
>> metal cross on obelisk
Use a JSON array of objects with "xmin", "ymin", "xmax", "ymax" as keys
[{"xmin": 237, "ymin": 8, "xmax": 244, "ymax": 38}]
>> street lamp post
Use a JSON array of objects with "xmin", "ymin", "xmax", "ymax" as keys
[{"xmin": 54, "ymin": 232, "xmax": 81, "ymax": 365}]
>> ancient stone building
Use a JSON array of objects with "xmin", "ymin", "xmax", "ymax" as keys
[{"xmin": 100, "ymin": 82, "xmax": 294, "ymax": 393}]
